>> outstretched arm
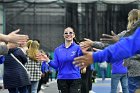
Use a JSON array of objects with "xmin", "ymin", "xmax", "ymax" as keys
[
  {"xmin": 0, "ymin": 29, "xmax": 29, "ymax": 44},
  {"xmin": 94, "ymin": 27, "xmax": 140, "ymax": 63},
  {"xmin": 73, "ymin": 27, "xmax": 140, "ymax": 69},
  {"xmin": 36, "ymin": 50, "xmax": 59, "ymax": 69}
]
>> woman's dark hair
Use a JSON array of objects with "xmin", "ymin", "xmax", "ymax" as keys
[
  {"xmin": 65, "ymin": 27, "xmax": 79, "ymax": 44},
  {"xmin": 73, "ymin": 38, "xmax": 79, "ymax": 44},
  {"xmin": 46, "ymin": 52, "xmax": 52, "ymax": 60}
]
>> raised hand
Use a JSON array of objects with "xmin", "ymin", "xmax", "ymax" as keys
[
  {"xmin": 36, "ymin": 53, "xmax": 50, "ymax": 62},
  {"xmin": 100, "ymin": 31, "xmax": 119, "ymax": 43},
  {"xmin": 6, "ymin": 29, "xmax": 29, "ymax": 44},
  {"xmin": 81, "ymin": 67, "xmax": 87, "ymax": 73},
  {"xmin": 73, "ymin": 51, "xmax": 93, "ymax": 69},
  {"xmin": 79, "ymin": 41, "xmax": 91, "ymax": 52},
  {"xmin": 83, "ymin": 38, "xmax": 94, "ymax": 47}
]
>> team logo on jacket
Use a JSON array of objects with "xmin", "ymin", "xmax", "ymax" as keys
[{"xmin": 71, "ymin": 51, "xmax": 76, "ymax": 56}]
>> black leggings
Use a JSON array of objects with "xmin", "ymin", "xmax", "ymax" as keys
[{"xmin": 57, "ymin": 79, "xmax": 81, "ymax": 93}]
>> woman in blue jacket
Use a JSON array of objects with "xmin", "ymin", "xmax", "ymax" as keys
[{"xmin": 36, "ymin": 27, "xmax": 83, "ymax": 93}]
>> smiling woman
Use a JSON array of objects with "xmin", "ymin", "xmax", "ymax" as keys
[
  {"xmin": 36, "ymin": 27, "xmax": 83, "ymax": 93},
  {"xmin": 63, "ymin": 27, "xmax": 75, "ymax": 44}
]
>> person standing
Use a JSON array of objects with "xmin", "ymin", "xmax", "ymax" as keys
[
  {"xmin": 25, "ymin": 40, "xmax": 42, "ymax": 93},
  {"xmin": 3, "ymin": 42, "xmax": 30, "ymax": 93},
  {"xmin": 79, "ymin": 40, "xmax": 96, "ymax": 93},
  {"xmin": 36, "ymin": 27, "xmax": 83, "ymax": 93},
  {"xmin": 98, "ymin": 61, "xmax": 107, "ymax": 82},
  {"xmin": 93, "ymin": 46, "xmax": 128, "ymax": 93}
]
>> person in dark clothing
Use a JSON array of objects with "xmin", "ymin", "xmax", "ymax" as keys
[
  {"xmin": 37, "ymin": 61, "xmax": 49, "ymax": 93},
  {"xmin": 81, "ymin": 66, "xmax": 91, "ymax": 93},
  {"xmin": 88, "ymin": 64, "xmax": 95, "ymax": 93},
  {"xmin": 3, "ymin": 42, "xmax": 30, "ymax": 93},
  {"xmin": 79, "ymin": 41, "xmax": 95, "ymax": 93}
]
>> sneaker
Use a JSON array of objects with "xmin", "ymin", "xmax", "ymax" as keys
[
  {"xmin": 41, "ymin": 85, "xmax": 46, "ymax": 90},
  {"xmin": 89, "ymin": 90, "xmax": 96, "ymax": 93},
  {"xmin": 38, "ymin": 90, "xmax": 44, "ymax": 93}
]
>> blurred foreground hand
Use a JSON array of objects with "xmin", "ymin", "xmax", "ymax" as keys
[
  {"xmin": 7, "ymin": 29, "xmax": 29, "ymax": 44},
  {"xmin": 100, "ymin": 31, "xmax": 119, "ymax": 43},
  {"xmin": 73, "ymin": 51, "xmax": 93, "ymax": 69}
]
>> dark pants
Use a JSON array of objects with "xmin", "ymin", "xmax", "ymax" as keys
[
  {"xmin": 88, "ymin": 70, "xmax": 93, "ymax": 91},
  {"xmin": 37, "ymin": 77, "xmax": 44, "ymax": 92},
  {"xmin": 92, "ymin": 70, "xmax": 97, "ymax": 83},
  {"xmin": 57, "ymin": 79, "xmax": 81, "ymax": 93},
  {"xmin": 81, "ymin": 66, "xmax": 91, "ymax": 93},
  {"xmin": 45, "ymin": 72, "xmax": 49, "ymax": 83},
  {"xmin": 8, "ymin": 86, "xmax": 28, "ymax": 93},
  {"xmin": 49, "ymin": 71, "xmax": 53, "ymax": 81},
  {"xmin": 37, "ymin": 72, "xmax": 49, "ymax": 92},
  {"xmin": 81, "ymin": 73, "xmax": 89, "ymax": 93}
]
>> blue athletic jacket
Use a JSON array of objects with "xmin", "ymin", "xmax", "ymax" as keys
[
  {"xmin": 48, "ymin": 42, "xmax": 83, "ymax": 79},
  {"xmin": 93, "ymin": 27, "xmax": 140, "ymax": 63},
  {"xmin": 0, "ymin": 56, "xmax": 5, "ymax": 64},
  {"xmin": 41, "ymin": 61, "xmax": 49, "ymax": 73}
]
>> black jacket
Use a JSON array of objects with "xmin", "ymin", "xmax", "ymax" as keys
[{"xmin": 3, "ymin": 48, "xmax": 31, "ymax": 89}]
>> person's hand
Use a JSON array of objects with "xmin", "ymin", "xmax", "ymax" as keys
[
  {"xmin": 83, "ymin": 38, "xmax": 94, "ymax": 46},
  {"xmin": 100, "ymin": 31, "xmax": 119, "ymax": 43},
  {"xmin": 73, "ymin": 51, "xmax": 93, "ymax": 69},
  {"xmin": 79, "ymin": 41, "xmax": 91, "ymax": 52},
  {"xmin": 81, "ymin": 67, "xmax": 86, "ymax": 73},
  {"xmin": 6, "ymin": 29, "xmax": 29, "ymax": 44},
  {"xmin": 36, "ymin": 53, "xmax": 50, "ymax": 62},
  {"xmin": 41, "ymin": 73, "xmax": 45, "ymax": 77}
]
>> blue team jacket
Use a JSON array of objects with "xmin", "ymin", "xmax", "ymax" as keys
[
  {"xmin": 49, "ymin": 42, "xmax": 83, "ymax": 79},
  {"xmin": 0, "ymin": 56, "xmax": 5, "ymax": 64},
  {"xmin": 41, "ymin": 61, "xmax": 49, "ymax": 73},
  {"xmin": 93, "ymin": 27, "xmax": 140, "ymax": 63}
]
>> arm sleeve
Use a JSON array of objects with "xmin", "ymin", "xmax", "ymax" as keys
[
  {"xmin": 48, "ymin": 49, "xmax": 59, "ymax": 69},
  {"xmin": 117, "ymin": 30, "xmax": 129, "ymax": 38},
  {"xmin": 92, "ymin": 30, "xmax": 128, "ymax": 49},
  {"xmin": 41, "ymin": 61, "xmax": 46, "ymax": 73},
  {"xmin": 92, "ymin": 41, "xmax": 109, "ymax": 49},
  {"xmin": 123, "ymin": 58, "xmax": 132, "ymax": 67},
  {"xmin": 93, "ymin": 27, "xmax": 140, "ymax": 63}
]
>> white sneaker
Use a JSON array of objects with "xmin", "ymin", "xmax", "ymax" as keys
[
  {"xmin": 38, "ymin": 90, "xmax": 44, "ymax": 93},
  {"xmin": 89, "ymin": 90, "xmax": 96, "ymax": 93},
  {"xmin": 41, "ymin": 85, "xmax": 46, "ymax": 90}
]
